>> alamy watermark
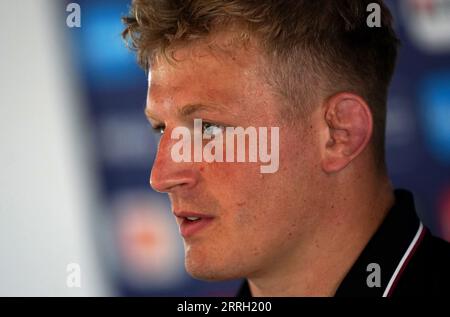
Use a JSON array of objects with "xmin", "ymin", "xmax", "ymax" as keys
[
  {"xmin": 66, "ymin": 3, "xmax": 81, "ymax": 28},
  {"xmin": 366, "ymin": 263, "xmax": 381, "ymax": 288},
  {"xmin": 367, "ymin": 3, "xmax": 381, "ymax": 28},
  {"xmin": 170, "ymin": 119, "xmax": 279, "ymax": 174},
  {"xmin": 66, "ymin": 263, "xmax": 81, "ymax": 288}
]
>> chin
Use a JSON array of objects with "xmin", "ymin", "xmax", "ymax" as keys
[
  {"xmin": 184, "ymin": 253, "xmax": 245, "ymax": 281},
  {"xmin": 185, "ymin": 260, "xmax": 233, "ymax": 281}
]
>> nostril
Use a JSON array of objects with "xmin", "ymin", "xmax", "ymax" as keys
[
  {"xmin": 165, "ymin": 181, "xmax": 191, "ymax": 193},
  {"xmin": 150, "ymin": 172, "xmax": 198, "ymax": 193}
]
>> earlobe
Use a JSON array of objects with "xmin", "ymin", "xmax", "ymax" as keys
[{"xmin": 321, "ymin": 93, "xmax": 373, "ymax": 173}]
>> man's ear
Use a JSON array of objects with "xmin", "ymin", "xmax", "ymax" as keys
[{"xmin": 321, "ymin": 93, "xmax": 373, "ymax": 173}]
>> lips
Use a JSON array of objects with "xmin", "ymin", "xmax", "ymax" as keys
[{"xmin": 174, "ymin": 211, "xmax": 215, "ymax": 238}]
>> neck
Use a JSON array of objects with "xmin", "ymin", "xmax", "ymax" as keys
[{"xmin": 247, "ymin": 170, "xmax": 395, "ymax": 297}]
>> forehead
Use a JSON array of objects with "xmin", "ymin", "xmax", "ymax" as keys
[
  {"xmin": 146, "ymin": 40, "xmax": 272, "ymax": 117},
  {"xmin": 150, "ymin": 31, "xmax": 262, "ymax": 84}
]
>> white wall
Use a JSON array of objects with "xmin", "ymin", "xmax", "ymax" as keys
[{"xmin": 0, "ymin": 0, "xmax": 109, "ymax": 296}]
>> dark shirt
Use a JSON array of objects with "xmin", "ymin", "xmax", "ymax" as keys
[{"xmin": 237, "ymin": 189, "xmax": 450, "ymax": 297}]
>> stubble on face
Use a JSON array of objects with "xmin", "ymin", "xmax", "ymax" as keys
[{"xmin": 148, "ymin": 34, "xmax": 322, "ymax": 281}]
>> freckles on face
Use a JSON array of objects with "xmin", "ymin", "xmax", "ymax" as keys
[
  {"xmin": 185, "ymin": 139, "xmax": 310, "ymax": 272},
  {"xmin": 147, "ymin": 40, "xmax": 317, "ymax": 280}
]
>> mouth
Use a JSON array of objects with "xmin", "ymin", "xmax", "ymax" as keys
[{"xmin": 174, "ymin": 211, "xmax": 215, "ymax": 238}]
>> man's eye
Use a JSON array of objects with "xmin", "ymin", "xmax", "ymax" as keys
[
  {"xmin": 202, "ymin": 122, "xmax": 224, "ymax": 137},
  {"xmin": 152, "ymin": 125, "xmax": 165, "ymax": 134}
]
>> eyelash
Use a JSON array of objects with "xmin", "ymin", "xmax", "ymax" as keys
[
  {"xmin": 151, "ymin": 121, "xmax": 224, "ymax": 135},
  {"xmin": 152, "ymin": 124, "xmax": 165, "ymax": 134},
  {"xmin": 202, "ymin": 122, "xmax": 225, "ymax": 135}
]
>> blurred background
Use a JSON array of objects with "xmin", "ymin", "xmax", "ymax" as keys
[{"xmin": 0, "ymin": 0, "xmax": 449, "ymax": 296}]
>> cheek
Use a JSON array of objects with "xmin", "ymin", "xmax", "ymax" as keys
[
  {"xmin": 201, "ymin": 161, "xmax": 265, "ymax": 209},
  {"xmin": 279, "ymin": 127, "xmax": 320, "ymax": 177},
  {"xmin": 200, "ymin": 160, "xmax": 270, "ymax": 209},
  {"xmin": 196, "ymin": 128, "xmax": 317, "ymax": 228},
  {"xmin": 201, "ymin": 161, "xmax": 294, "ymax": 227}
]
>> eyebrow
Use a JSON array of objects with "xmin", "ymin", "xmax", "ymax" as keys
[{"xmin": 144, "ymin": 103, "xmax": 225, "ymax": 122}]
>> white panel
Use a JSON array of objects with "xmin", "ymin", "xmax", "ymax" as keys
[{"xmin": 0, "ymin": 0, "xmax": 109, "ymax": 296}]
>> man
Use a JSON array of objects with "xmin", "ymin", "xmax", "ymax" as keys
[{"xmin": 122, "ymin": 0, "xmax": 450, "ymax": 296}]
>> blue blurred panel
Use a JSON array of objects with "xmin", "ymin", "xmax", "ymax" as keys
[
  {"xmin": 419, "ymin": 73, "xmax": 450, "ymax": 165},
  {"xmin": 71, "ymin": 0, "xmax": 143, "ymax": 89}
]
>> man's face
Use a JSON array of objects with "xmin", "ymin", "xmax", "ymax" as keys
[{"xmin": 146, "ymin": 38, "xmax": 324, "ymax": 281}]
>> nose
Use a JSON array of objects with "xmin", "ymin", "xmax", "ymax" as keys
[{"xmin": 150, "ymin": 130, "xmax": 199, "ymax": 193}]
